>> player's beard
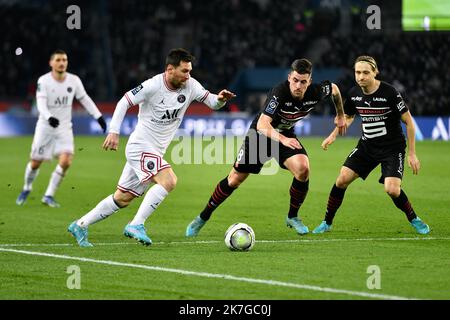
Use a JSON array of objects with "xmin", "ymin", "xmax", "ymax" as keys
[
  {"xmin": 293, "ymin": 91, "xmax": 304, "ymax": 100},
  {"xmin": 173, "ymin": 79, "xmax": 187, "ymax": 89},
  {"xmin": 56, "ymin": 66, "xmax": 66, "ymax": 75}
]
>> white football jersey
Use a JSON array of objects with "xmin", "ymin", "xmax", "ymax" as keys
[
  {"xmin": 36, "ymin": 72, "xmax": 93, "ymax": 129},
  {"xmin": 116, "ymin": 73, "xmax": 222, "ymax": 154}
]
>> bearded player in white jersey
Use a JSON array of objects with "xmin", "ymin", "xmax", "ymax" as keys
[
  {"xmin": 68, "ymin": 48, "xmax": 235, "ymax": 247},
  {"xmin": 16, "ymin": 49, "xmax": 107, "ymax": 208}
]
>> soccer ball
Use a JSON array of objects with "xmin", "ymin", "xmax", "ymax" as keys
[{"xmin": 224, "ymin": 222, "xmax": 255, "ymax": 251}]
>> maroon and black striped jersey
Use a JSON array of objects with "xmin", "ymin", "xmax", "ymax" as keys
[
  {"xmin": 344, "ymin": 81, "xmax": 408, "ymax": 151},
  {"xmin": 250, "ymin": 80, "xmax": 332, "ymax": 136}
]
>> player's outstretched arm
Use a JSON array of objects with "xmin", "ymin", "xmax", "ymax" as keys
[
  {"xmin": 401, "ymin": 111, "xmax": 420, "ymax": 175},
  {"xmin": 102, "ymin": 133, "xmax": 119, "ymax": 151},
  {"xmin": 217, "ymin": 89, "xmax": 236, "ymax": 103},
  {"xmin": 203, "ymin": 89, "xmax": 236, "ymax": 110},
  {"xmin": 321, "ymin": 114, "xmax": 355, "ymax": 151}
]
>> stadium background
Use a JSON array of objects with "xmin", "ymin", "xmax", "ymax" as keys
[
  {"xmin": 0, "ymin": 0, "xmax": 449, "ymax": 139},
  {"xmin": 1, "ymin": 0, "xmax": 450, "ymax": 303}
]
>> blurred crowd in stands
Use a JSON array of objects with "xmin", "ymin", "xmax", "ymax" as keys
[
  {"xmin": 319, "ymin": 32, "xmax": 450, "ymax": 116},
  {"xmin": 1, "ymin": 0, "xmax": 449, "ymax": 115}
]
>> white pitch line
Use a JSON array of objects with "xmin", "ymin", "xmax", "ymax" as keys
[
  {"xmin": 0, "ymin": 236, "xmax": 448, "ymax": 248},
  {"xmin": 0, "ymin": 247, "xmax": 418, "ymax": 300},
  {"xmin": 256, "ymin": 236, "xmax": 449, "ymax": 243},
  {"xmin": 0, "ymin": 242, "xmax": 132, "ymax": 248}
]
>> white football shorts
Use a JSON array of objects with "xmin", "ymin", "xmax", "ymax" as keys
[
  {"xmin": 116, "ymin": 145, "xmax": 171, "ymax": 197},
  {"xmin": 30, "ymin": 125, "xmax": 74, "ymax": 161}
]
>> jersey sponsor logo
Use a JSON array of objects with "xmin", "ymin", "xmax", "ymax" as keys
[
  {"xmin": 372, "ymin": 97, "xmax": 386, "ymax": 102},
  {"xmin": 357, "ymin": 107, "xmax": 390, "ymax": 115},
  {"xmin": 161, "ymin": 108, "xmax": 181, "ymax": 120},
  {"xmin": 177, "ymin": 94, "xmax": 186, "ymax": 103},
  {"xmin": 361, "ymin": 116, "xmax": 388, "ymax": 122},
  {"xmin": 67, "ymin": 87, "xmax": 73, "ymax": 93},
  {"xmin": 303, "ymin": 100, "xmax": 317, "ymax": 106},
  {"xmin": 265, "ymin": 97, "xmax": 278, "ymax": 115},
  {"xmin": 55, "ymin": 96, "xmax": 68, "ymax": 105},
  {"xmin": 351, "ymin": 96, "xmax": 362, "ymax": 101},
  {"xmin": 285, "ymin": 102, "xmax": 292, "ymax": 106},
  {"xmin": 280, "ymin": 107, "xmax": 313, "ymax": 120},
  {"xmin": 277, "ymin": 119, "xmax": 295, "ymax": 130},
  {"xmin": 364, "ymin": 101, "xmax": 371, "ymax": 107},
  {"xmin": 131, "ymin": 84, "xmax": 143, "ymax": 96}
]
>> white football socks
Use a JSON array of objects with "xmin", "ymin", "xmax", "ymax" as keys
[
  {"xmin": 77, "ymin": 195, "xmax": 120, "ymax": 227},
  {"xmin": 44, "ymin": 164, "xmax": 65, "ymax": 197},
  {"xmin": 23, "ymin": 162, "xmax": 39, "ymax": 191},
  {"xmin": 130, "ymin": 184, "xmax": 169, "ymax": 226}
]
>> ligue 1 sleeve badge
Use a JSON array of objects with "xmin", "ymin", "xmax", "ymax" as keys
[{"xmin": 177, "ymin": 94, "xmax": 186, "ymax": 103}]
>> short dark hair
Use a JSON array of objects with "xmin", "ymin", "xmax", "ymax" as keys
[
  {"xmin": 50, "ymin": 49, "xmax": 67, "ymax": 60},
  {"xmin": 165, "ymin": 48, "xmax": 195, "ymax": 67},
  {"xmin": 291, "ymin": 58, "xmax": 312, "ymax": 75}
]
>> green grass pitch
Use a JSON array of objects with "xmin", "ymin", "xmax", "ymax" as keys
[
  {"xmin": 0, "ymin": 136, "xmax": 449, "ymax": 300},
  {"xmin": 402, "ymin": 0, "xmax": 450, "ymax": 31}
]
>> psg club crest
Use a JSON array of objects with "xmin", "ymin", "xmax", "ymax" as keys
[
  {"xmin": 177, "ymin": 94, "xmax": 186, "ymax": 103},
  {"xmin": 147, "ymin": 160, "xmax": 155, "ymax": 171},
  {"xmin": 67, "ymin": 87, "xmax": 73, "ymax": 93}
]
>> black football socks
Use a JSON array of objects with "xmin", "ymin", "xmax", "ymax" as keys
[
  {"xmin": 288, "ymin": 178, "xmax": 309, "ymax": 218},
  {"xmin": 324, "ymin": 184, "xmax": 347, "ymax": 225},
  {"xmin": 391, "ymin": 189, "xmax": 417, "ymax": 222},
  {"xmin": 199, "ymin": 177, "xmax": 237, "ymax": 221}
]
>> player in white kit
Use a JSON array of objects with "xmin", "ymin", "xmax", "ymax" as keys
[
  {"xmin": 16, "ymin": 50, "xmax": 107, "ymax": 208},
  {"xmin": 68, "ymin": 48, "xmax": 235, "ymax": 247}
]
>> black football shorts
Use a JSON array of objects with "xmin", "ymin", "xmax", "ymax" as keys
[
  {"xmin": 343, "ymin": 142, "xmax": 405, "ymax": 182},
  {"xmin": 233, "ymin": 129, "xmax": 307, "ymax": 174}
]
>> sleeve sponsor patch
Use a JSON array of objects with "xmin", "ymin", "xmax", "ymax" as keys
[
  {"xmin": 131, "ymin": 84, "xmax": 143, "ymax": 96},
  {"xmin": 320, "ymin": 81, "xmax": 332, "ymax": 99},
  {"xmin": 264, "ymin": 97, "xmax": 278, "ymax": 115},
  {"xmin": 396, "ymin": 93, "xmax": 407, "ymax": 112}
]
